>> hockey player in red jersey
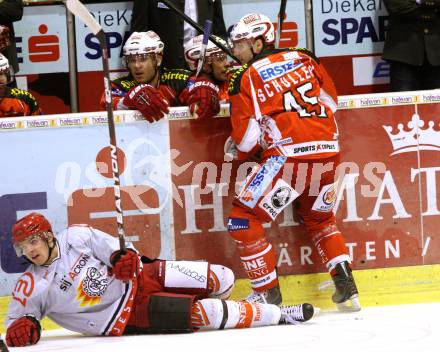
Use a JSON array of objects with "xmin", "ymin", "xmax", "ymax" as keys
[
  {"xmin": 225, "ymin": 13, "xmax": 360, "ymax": 311},
  {"xmin": 5, "ymin": 212, "xmax": 314, "ymax": 347},
  {"xmin": 184, "ymin": 34, "xmax": 231, "ymax": 103},
  {"xmin": 100, "ymin": 30, "xmax": 220, "ymax": 122},
  {"xmin": 0, "ymin": 53, "xmax": 41, "ymax": 117}
]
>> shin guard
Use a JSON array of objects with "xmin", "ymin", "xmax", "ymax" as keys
[
  {"xmin": 238, "ymin": 241, "xmax": 278, "ymax": 291},
  {"xmin": 228, "ymin": 211, "xmax": 278, "ymax": 292},
  {"xmin": 191, "ymin": 299, "xmax": 280, "ymax": 331},
  {"xmin": 208, "ymin": 265, "xmax": 235, "ymax": 300}
]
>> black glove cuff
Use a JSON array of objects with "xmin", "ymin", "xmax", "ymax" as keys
[{"xmin": 110, "ymin": 248, "xmax": 135, "ymax": 265}]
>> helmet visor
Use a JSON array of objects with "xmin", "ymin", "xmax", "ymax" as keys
[
  {"xmin": 13, "ymin": 233, "xmax": 46, "ymax": 257},
  {"xmin": 209, "ymin": 52, "xmax": 228, "ymax": 64},
  {"xmin": 125, "ymin": 53, "xmax": 155, "ymax": 64}
]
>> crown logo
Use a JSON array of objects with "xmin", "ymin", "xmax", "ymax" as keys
[{"xmin": 383, "ymin": 114, "xmax": 440, "ymax": 155}]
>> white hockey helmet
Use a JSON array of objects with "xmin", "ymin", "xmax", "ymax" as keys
[
  {"xmin": 123, "ymin": 30, "xmax": 164, "ymax": 60},
  {"xmin": 184, "ymin": 35, "xmax": 228, "ymax": 70},
  {"xmin": 0, "ymin": 53, "xmax": 13, "ymax": 84},
  {"xmin": 229, "ymin": 13, "xmax": 275, "ymax": 46}
]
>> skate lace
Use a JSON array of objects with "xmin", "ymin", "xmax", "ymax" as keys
[
  {"xmin": 281, "ymin": 304, "xmax": 303, "ymax": 324},
  {"xmin": 245, "ymin": 291, "xmax": 268, "ymax": 304}
]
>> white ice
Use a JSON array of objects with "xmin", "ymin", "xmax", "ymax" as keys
[{"xmin": 4, "ymin": 302, "xmax": 440, "ymax": 352}]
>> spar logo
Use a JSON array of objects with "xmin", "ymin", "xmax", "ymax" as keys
[
  {"xmin": 29, "ymin": 24, "xmax": 60, "ymax": 62},
  {"xmin": 84, "ymin": 9, "xmax": 131, "ymax": 60},
  {"xmin": 16, "ymin": 24, "xmax": 60, "ymax": 64},
  {"xmin": 320, "ymin": 1, "xmax": 387, "ymax": 45}
]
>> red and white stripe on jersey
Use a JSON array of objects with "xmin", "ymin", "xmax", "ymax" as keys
[{"xmin": 105, "ymin": 279, "xmax": 138, "ymax": 336}]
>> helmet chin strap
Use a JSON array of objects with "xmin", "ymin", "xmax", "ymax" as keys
[
  {"xmin": 0, "ymin": 80, "xmax": 8, "ymax": 96},
  {"xmin": 250, "ymin": 36, "xmax": 267, "ymax": 59},
  {"xmin": 150, "ymin": 65, "xmax": 160, "ymax": 88},
  {"xmin": 250, "ymin": 46, "xmax": 257, "ymax": 59},
  {"xmin": 43, "ymin": 237, "xmax": 57, "ymax": 265},
  {"xmin": 250, "ymin": 39, "xmax": 261, "ymax": 60}
]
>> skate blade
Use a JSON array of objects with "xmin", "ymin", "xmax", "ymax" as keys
[
  {"xmin": 336, "ymin": 296, "xmax": 361, "ymax": 312},
  {"xmin": 318, "ymin": 280, "xmax": 333, "ymax": 291},
  {"xmin": 210, "ymin": 283, "xmax": 235, "ymax": 300}
]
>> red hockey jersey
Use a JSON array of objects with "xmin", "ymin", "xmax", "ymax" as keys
[
  {"xmin": 229, "ymin": 48, "xmax": 339, "ymax": 160},
  {"xmin": 0, "ymin": 88, "xmax": 42, "ymax": 117}
]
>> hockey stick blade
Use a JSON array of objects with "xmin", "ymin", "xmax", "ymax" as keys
[
  {"xmin": 65, "ymin": 0, "xmax": 102, "ymax": 36},
  {"xmin": 275, "ymin": 0, "xmax": 288, "ymax": 48},
  {"xmin": 195, "ymin": 20, "xmax": 213, "ymax": 77},
  {"xmin": 64, "ymin": 0, "xmax": 126, "ymax": 251}
]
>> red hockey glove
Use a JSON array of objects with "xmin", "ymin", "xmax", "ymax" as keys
[
  {"xmin": 181, "ymin": 79, "xmax": 220, "ymax": 119},
  {"xmin": 110, "ymin": 249, "xmax": 140, "ymax": 281},
  {"xmin": 123, "ymin": 84, "xmax": 169, "ymax": 123},
  {"xmin": 6, "ymin": 315, "xmax": 41, "ymax": 347}
]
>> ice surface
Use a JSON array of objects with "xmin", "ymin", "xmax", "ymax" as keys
[{"xmin": 5, "ymin": 303, "xmax": 440, "ymax": 352}]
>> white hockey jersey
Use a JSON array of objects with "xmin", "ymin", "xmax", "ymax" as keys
[{"xmin": 6, "ymin": 225, "xmax": 137, "ymax": 336}]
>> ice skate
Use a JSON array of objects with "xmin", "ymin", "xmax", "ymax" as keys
[
  {"xmin": 332, "ymin": 261, "xmax": 361, "ymax": 312},
  {"xmin": 245, "ymin": 284, "xmax": 282, "ymax": 306},
  {"xmin": 279, "ymin": 303, "xmax": 314, "ymax": 324}
]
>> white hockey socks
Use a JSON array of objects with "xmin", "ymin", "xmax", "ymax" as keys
[{"xmin": 191, "ymin": 299, "xmax": 280, "ymax": 331}]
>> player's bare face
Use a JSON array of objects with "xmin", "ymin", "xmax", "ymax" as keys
[
  {"xmin": 0, "ymin": 72, "xmax": 7, "ymax": 96},
  {"xmin": 210, "ymin": 53, "xmax": 229, "ymax": 82},
  {"xmin": 17, "ymin": 234, "xmax": 50, "ymax": 265},
  {"xmin": 232, "ymin": 39, "xmax": 254, "ymax": 64},
  {"xmin": 127, "ymin": 54, "xmax": 158, "ymax": 84}
]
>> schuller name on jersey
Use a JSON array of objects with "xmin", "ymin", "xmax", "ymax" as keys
[{"xmin": 255, "ymin": 56, "xmax": 315, "ymax": 103}]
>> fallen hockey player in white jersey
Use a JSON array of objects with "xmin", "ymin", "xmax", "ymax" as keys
[{"xmin": 5, "ymin": 212, "xmax": 314, "ymax": 347}]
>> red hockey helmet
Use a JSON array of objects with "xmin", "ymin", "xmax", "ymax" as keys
[{"xmin": 12, "ymin": 212, "xmax": 53, "ymax": 244}]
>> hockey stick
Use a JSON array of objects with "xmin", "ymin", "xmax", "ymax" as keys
[
  {"xmin": 195, "ymin": 20, "xmax": 213, "ymax": 77},
  {"xmin": 160, "ymin": 0, "xmax": 240, "ymax": 64},
  {"xmin": 65, "ymin": 0, "xmax": 126, "ymax": 252},
  {"xmin": 275, "ymin": 0, "xmax": 288, "ymax": 48}
]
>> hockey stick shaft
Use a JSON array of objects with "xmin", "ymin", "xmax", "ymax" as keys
[
  {"xmin": 65, "ymin": 0, "xmax": 126, "ymax": 252},
  {"xmin": 195, "ymin": 20, "xmax": 213, "ymax": 77},
  {"xmin": 276, "ymin": 0, "xmax": 288, "ymax": 48},
  {"xmin": 160, "ymin": 0, "xmax": 240, "ymax": 64}
]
